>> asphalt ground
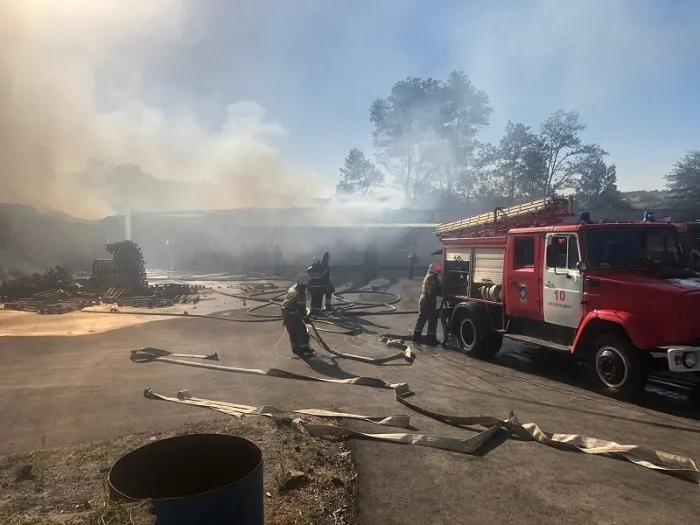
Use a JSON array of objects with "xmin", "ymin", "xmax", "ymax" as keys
[{"xmin": 1, "ymin": 278, "xmax": 700, "ymax": 524}]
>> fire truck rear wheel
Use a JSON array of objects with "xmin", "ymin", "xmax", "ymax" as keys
[
  {"xmin": 590, "ymin": 333, "xmax": 645, "ymax": 400},
  {"xmin": 456, "ymin": 305, "xmax": 500, "ymax": 359}
]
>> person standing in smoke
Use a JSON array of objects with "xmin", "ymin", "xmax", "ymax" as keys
[
  {"xmin": 273, "ymin": 245, "xmax": 283, "ymax": 276},
  {"xmin": 408, "ymin": 246, "xmax": 418, "ymax": 279},
  {"xmin": 363, "ymin": 239, "xmax": 378, "ymax": 284},
  {"xmin": 242, "ymin": 252, "xmax": 252, "ymax": 275},
  {"xmin": 319, "ymin": 251, "xmax": 334, "ymax": 311},
  {"xmin": 412, "ymin": 263, "xmax": 442, "ymax": 346},
  {"xmin": 306, "ymin": 256, "xmax": 324, "ymax": 315},
  {"xmin": 281, "ymin": 273, "xmax": 313, "ymax": 357}
]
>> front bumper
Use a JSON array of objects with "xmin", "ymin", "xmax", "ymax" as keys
[{"xmin": 656, "ymin": 347, "xmax": 700, "ymax": 373}]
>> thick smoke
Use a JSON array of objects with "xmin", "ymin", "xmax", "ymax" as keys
[{"xmin": 0, "ymin": 1, "xmax": 324, "ymax": 219}]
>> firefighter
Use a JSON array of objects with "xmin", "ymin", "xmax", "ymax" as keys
[
  {"xmin": 363, "ymin": 239, "xmax": 378, "ymax": 284},
  {"xmin": 273, "ymin": 245, "xmax": 283, "ymax": 275},
  {"xmin": 412, "ymin": 263, "xmax": 442, "ymax": 346},
  {"xmin": 307, "ymin": 257, "xmax": 324, "ymax": 315},
  {"xmin": 408, "ymin": 247, "xmax": 418, "ymax": 279},
  {"xmin": 281, "ymin": 273, "xmax": 313, "ymax": 357},
  {"xmin": 319, "ymin": 251, "xmax": 335, "ymax": 311}
]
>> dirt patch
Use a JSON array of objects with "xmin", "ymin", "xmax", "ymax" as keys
[
  {"xmin": 0, "ymin": 309, "xmax": 163, "ymax": 337},
  {"xmin": 0, "ymin": 417, "xmax": 356, "ymax": 525},
  {"xmin": 0, "ymin": 289, "xmax": 244, "ymax": 337}
]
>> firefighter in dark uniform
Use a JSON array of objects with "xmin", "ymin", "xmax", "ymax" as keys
[
  {"xmin": 273, "ymin": 245, "xmax": 283, "ymax": 275},
  {"xmin": 282, "ymin": 273, "xmax": 313, "ymax": 357},
  {"xmin": 408, "ymin": 247, "xmax": 418, "ymax": 279},
  {"xmin": 306, "ymin": 257, "xmax": 324, "ymax": 315},
  {"xmin": 319, "ymin": 251, "xmax": 334, "ymax": 311},
  {"xmin": 412, "ymin": 263, "xmax": 442, "ymax": 346}
]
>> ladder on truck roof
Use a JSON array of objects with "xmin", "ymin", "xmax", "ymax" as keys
[{"xmin": 436, "ymin": 196, "xmax": 573, "ymax": 238}]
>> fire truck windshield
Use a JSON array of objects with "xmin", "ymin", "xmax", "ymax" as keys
[
  {"xmin": 583, "ymin": 227, "xmax": 683, "ymax": 269},
  {"xmin": 689, "ymin": 225, "xmax": 700, "ymax": 261}
]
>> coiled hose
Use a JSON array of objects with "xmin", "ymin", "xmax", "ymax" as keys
[{"xmin": 86, "ymin": 274, "xmax": 418, "ymax": 335}]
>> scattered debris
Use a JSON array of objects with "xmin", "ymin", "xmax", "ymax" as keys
[
  {"xmin": 279, "ymin": 470, "xmax": 309, "ymax": 492},
  {"xmin": 0, "ymin": 417, "xmax": 356, "ymax": 525},
  {"xmin": 1, "ymin": 241, "xmax": 204, "ymax": 315},
  {"xmin": 380, "ymin": 334, "xmax": 411, "ymax": 350},
  {"xmin": 14, "ymin": 464, "xmax": 34, "ymax": 483}
]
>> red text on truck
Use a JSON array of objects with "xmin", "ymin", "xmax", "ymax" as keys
[{"xmin": 436, "ymin": 197, "xmax": 700, "ymax": 399}]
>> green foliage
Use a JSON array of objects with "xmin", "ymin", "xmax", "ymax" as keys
[
  {"xmin": 489, "ymin": 121, "xmax": 547, "ymax": 202},
  {"xmin": 575, "ymin": 161, "xmax": 629, "ymax": 210},
  {"xmin": 343, "ymin": 72, "xmax": 677, "ymax": 207},
  {"xmin": 538, "ymin": 110, "xmax": 607, "ymax": 196},
  {"xmin": 664, "ymin": 150, "xmax": 700, "ymax": 208},
  {"xmin": 369, "ymin": 71, "xmax": 491, "ymax": 201},
  {"xmin": 335, "ymin": 149, "xmax": 383, "ymax": 196}
]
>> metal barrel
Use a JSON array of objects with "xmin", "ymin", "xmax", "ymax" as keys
[{"xmin": 108, "ymin": 433, "xmax": 263, "ymax": 525}]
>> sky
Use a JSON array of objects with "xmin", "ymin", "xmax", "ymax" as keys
[{"xmin": 2, "ymin": 0, "xmax": 699, "ymax": 217}]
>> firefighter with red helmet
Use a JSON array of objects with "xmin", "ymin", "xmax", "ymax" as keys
[{"xmin": 412, "ymin": 263, "xmax": 442, "ymax": 346}]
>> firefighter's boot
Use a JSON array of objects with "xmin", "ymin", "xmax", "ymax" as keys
[
  {"xmin": 411, "ymin": 331, "xmax": 422, "ymax": 344},
  {"xmin": 426, "ymin": 335, "xmax": 439, "ymax": 347}
]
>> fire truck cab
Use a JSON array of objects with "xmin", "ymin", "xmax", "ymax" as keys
[{"xmin": 437, "ymin": 198, "xmax": 700, "ymax": 400}]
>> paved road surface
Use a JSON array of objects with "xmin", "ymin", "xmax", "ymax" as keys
[{"xmin": 2, "ymin": 280, "xmax": 700, "ymax": 524}]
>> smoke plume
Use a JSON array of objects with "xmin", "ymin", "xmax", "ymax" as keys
[{"xmin": 0, "ymin": 1, "xmax": 323, "ymax": 219}]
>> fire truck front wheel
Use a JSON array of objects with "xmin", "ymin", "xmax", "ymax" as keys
[
  {"xmin": 455, "ymin": 304, "xmax": 501, "ymax": 359},
  {"xmin": 590, "ymin": 333, "xmax": 646, "ymax": 399}
]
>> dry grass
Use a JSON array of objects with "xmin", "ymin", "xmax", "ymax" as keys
[{"xmin": 0, "ymin": 417, "xmax": 356, "ymax": 525}]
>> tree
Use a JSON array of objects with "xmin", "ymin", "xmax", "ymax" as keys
[
  {"xmin": 575, "ymin": 159, "xmax": 629, "ymax": 210},
  {"xmin": 437, "ymin": 71, "xmax": 493, "ymax": 200},
  {"xmin": 489, "ymin": 121, "xmax": 547, "ymax": 203},
  {"xmin": 664, "ymin": 150, "xmax": 700, "ymax": 209},
  {"xmin": 335, "ymin": 148, "xmax": 384, "ymax": 196},
  {"xmin": 539, "ymin": 110, "xmax": 605, "ymax": 196},
  {"xmin": 369, "ymin": 71, "xmax": 491, "ymax": 201}
]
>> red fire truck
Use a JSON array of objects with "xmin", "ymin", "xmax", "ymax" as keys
[
  {"xmin": 436, "ymin": 197, "xmax": 700, "ymax": 400},
  {"xmin": 675, "ymin": 221, "xmax": 700, "ymax": 272}
]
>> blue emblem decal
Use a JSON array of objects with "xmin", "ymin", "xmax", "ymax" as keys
[{"xmin": 519, "ymin": 284, "xmax": 528, "ymax": 301}]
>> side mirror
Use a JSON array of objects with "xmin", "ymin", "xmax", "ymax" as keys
[{"xmin": 577, "ymin": 261, "xmax": 587, "ymax": 272}]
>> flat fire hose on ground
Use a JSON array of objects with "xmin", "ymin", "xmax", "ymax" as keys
[
  {"xmin": 306, "ymin": 319, "xmax": 415, "ymax": 365},
  {"xmin": 133, "ymin": 348, "xmax": 700, "ymax": 484},
  {"xmin": 392, "ymin": 386, "xmax": 700, "ymax": 484},
  {"xmin": 131, "ymin": 348, "xmax": 409, "ymax": 392},
  {"xmin": 145, "ymin": 387, "xmax": 500, "ymax": 455},
  {"xmin": 144, "ymin": 388, "xmax": 411, "ymax": 429}
]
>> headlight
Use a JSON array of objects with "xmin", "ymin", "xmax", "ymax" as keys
[{"xmin": 683, "ymin": 352, "xmax": 698, "ymax": 368}]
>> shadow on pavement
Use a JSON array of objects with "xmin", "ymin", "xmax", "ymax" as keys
[
  {"xmin": 301, "ymin": 354, "xmax": 358, "ymax": 381},
  {"xmin": 495, "ymin": 345, "xmax": 700, "ymax": 422},
  {"xmin": 430, "ymin": 346, "xmax": 700, "ymax": 432}
]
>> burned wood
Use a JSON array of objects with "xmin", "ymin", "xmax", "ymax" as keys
[{"xmin": 1, "ymin": 241, "xmax": 201, "ymax": 314}]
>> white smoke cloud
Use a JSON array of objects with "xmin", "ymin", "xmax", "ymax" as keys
[{"xmin": 0, "ymin": 0, "xmax": 324, "ymax": 218}]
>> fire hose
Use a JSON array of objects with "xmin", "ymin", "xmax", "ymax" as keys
[
  {"xmin": 306, "ymin": 319, "xmax": 415, "ymax": 365},
  {"xmin": 133, "ymin": 348, "xmax": 700, "ymax": 484}
]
